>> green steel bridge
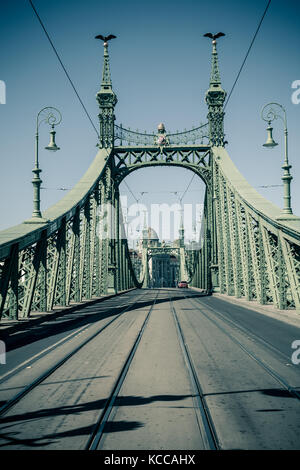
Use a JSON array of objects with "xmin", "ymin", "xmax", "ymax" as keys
[{"xmin": 0, "ymin": 36, "xmax": 300, "ymax": 322}]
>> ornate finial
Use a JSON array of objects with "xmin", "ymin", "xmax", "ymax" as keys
[
  {"xmin": 179, "ymin": 209, "xmax": 184, "ymax": 247},
  {"xmin": 179, "ymin": 208, "xmax": 184, "ymax": 231},
  {"xmin": 95, "ymin": 34, "xmax": 116, "ymax": 88},
  {"xmin": 95, "ymin": 34, "xmax": 117, "ymax": 43},
  {"xmin": 95, "ymin": 34, "xmax": 117, "ymax": 148},
  {"xmin": 142, "ymin": 211, "xmax": 148, "ymax": 239},
  {"xmin": 204, "ymin": 32, "xmax": 227, "ymax": 147},
  {"xmin": 203, "ymin": 32, "xmax": 225, "ymax": 87}
]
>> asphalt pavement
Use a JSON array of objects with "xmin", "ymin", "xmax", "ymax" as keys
[{"xmin": 0, "ymin": 288, "xmax": 299, "ymax": 450}]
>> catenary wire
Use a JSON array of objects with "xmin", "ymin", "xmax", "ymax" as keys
[
  {"xmin": 28, "ymin": 0, "xmax": 100, "ymax": 138},
  {"xmin": 224, "ymin": 0, "xmax": 272, "ymax": 110},
  {"xmin": 28, "ymin": 0, "xmax": 142, "ymax": 204},
  {"xmin": 30, "ymin": 0, "xmax": 272, "ymax": 205}
]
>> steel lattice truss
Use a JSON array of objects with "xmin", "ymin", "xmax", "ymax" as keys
[
  {"xmin": 0, "ymin": 154, "xmax": 140, "ymax": 320},
  {"xmin": 113, "ymin": 146, "xmax": 211, "ymax": 186},
  {"xmin": 1, "ymin": 149, "xmax": 299, "ymax": 322},
  {"xmin": 114, "ymin": 123, "xmax": 209, "ymax": 146},
  {"xmin": 187, "ymin": 148, "xmax": 300, "ymax": 311},
  {"xmin": 0, "ymin": 36, "xmax": 300, "ymax": 322}
]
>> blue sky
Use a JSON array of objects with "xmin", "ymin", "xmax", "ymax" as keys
[{"xmin": 0, "ymin": 0, "xmax": 299, "ymax": 237}]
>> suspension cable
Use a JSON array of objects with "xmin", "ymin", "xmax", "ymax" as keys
[
  {"xmin": 28, "ymin": 0, "xmax": 100, "ymax": 138},
  {"xmin": 180, "ymin": 174, "xmax": 196, "ymax": 203},
  {"xmin": 29, "ymin": 0, "xmax": 271, "ymax": 207},
  {"xmin": 224, "ymin": 0, "xmax": 271, "ymax": 110},
  {"xmin": 28, "ymin": 0, "xmax": 143, "ymax": 202},
  {"xmin": 123, "ymin": 180, "xmax": 140, "ymax": 204}
]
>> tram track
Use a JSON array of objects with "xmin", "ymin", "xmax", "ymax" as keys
[
  {"xmin": 169, "ymin": 296, "xmax": 219, "ymax": 450},
  {"xmin": 0, "ymin": 290, "xmax": 149, "ymax": 418},
  {"xmin": 86, "ymin": 291, "xmax": 218, "ymax": 451},
  {"xmin": 191, "ymin": 293, "xmax": 298, "ymax": 364},
  {"xmin": 86, "ymin": 291, "xmax": 159, "ymax": 450},
  {"xmin": 0, "ymin": 289, "xmax": 298, "ymax": 450},
  {"xmin": 184, "ymin": 292, "xmax": 300, "ymax": 402}
]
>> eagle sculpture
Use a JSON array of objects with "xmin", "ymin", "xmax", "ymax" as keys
[
  {"xmin": 203, "ymin": 32, "xmax": 225, "ymax": 40},
  {"xmin": 95, "ymin": 34, "xmax": 117, "ymax": 42}
]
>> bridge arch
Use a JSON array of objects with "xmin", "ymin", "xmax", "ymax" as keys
[
  {"xmin": 115, "ymin": 159, "xmax": 210, "ymax": 289},
  {"xmin": 113, "ymin": 151, "xmax": 212, "ymax": 191},
  {"xmin": 0, "ymin": 33, "xmax": 299, "ymax": 322}
]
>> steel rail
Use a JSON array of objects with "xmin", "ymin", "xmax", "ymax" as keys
[
  {"xmin": 213, "ymin": 147, "xmax": 300, "ymax": 241},
  {"xmin": 185, "ymin": 293, "xmax": 300, "ymax": 401},
  {"xmin": 0, "ymin": 290, "xmax": 147, "ymax": 417},
  {"xmin": 169, "ymin": 295, "xmax": 219, "ymax": 450},
  {"xmin": 86, "ymin": 290, "xmax": 159, "ymax": 450},
  {"xmin": 190, "ymin": 294, "xmax": 299, "ymax": 365},
  {"xmin": 0, "ymin": 289, "xmax": 137, "ymax": 385}
]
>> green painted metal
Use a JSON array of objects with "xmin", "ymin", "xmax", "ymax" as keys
[
  {"xmin": 205, "ymin": 39, "xmax": 227, "ymax": 147},
  {"xmin": 261, "ymin": 103, "xmax": 295, "ymax": 216},
  {"xmin": 26, "ymin": 107, "xmax": 62, "ymax": 224},
  {"xmin": 96, "ymin": 41, "xmax": 117, "ymax": 149},
  {"xmin": 0, "ymin": 34, "xmax": 299, "ymax": 322},
  {"xmin": 211, "ymin": 145, "xmax": 300, "ymax": 310}
]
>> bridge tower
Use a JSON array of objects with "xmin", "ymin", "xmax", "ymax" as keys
[
  {"xmin": 96, "ymin": 39, "xmax": 119, "ymax": 294},
  {"xmin": 179, "ymin": 211, "xmax": 188, "ymax": 282},
  {"xmin": 205, "ymin": 37, "xmax": 227, "ymax": 147},
  {"xmin": 0, "ymin": 33, "xmax": 299, "ymax": 322},
  {"xmin": 204, "ymin": 36, "xmax": 227, "ymax": 293},
  {"xmin": 96, "ymin": 40, "xmax": 117, "ymax": 148},
  {"xmin": 141, "ymin": 217, "xmax": 150, "ymax": 288}
]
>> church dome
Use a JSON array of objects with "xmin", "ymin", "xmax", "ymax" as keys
[
  {"xmin": 140, "ymin": 227, "xmax": 159, "ymax": 241},
  {"xmin": 147, "ymin": 227, "xmax": 159, "ymax": 240}
]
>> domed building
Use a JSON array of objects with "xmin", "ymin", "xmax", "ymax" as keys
[
  {"xmin": 133, "ymin": 226, "xmax": 180, "ymax": 287},
  {"xmin": 147, "ymin": 227, "xmax": 160, "ymax": 247}
]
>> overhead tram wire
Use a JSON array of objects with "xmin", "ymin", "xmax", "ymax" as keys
[
  {"xmin": 224, "ymin": 0, "xmax": 272, "ymax": 110},
  {"xmin": 122, "ymin": 177, "xmax": 200, "ymax": 206},
  {"xmin": 28, "ymin": 0, "xmax": 139, "ymax": 202},
  {"xmin": 132, "ymin": 0, "xmax": 271, "ymax": 203},
  {"xmin": 180, "ymin": 173, "xmax": 196, "ymax": 204},
  {"xmin": 123, "ymin": 180, "xmax": 140, "ymax": 204},
  {"xmin": 29, "ymin": 0, "xmax": 270, "ymax": 207},
  {"xmin": 122, "ymin": 0, "xmax": 265, "ymax": 205},
  {"xmin": 29, "ymin": 0, "xmax": 99, "ymax": 138}
]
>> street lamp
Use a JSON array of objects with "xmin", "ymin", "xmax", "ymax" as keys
[
  {"xmin": 261, "ymin": 102, "xmax": 294, "ymax": 217},
  {"xmin": 25, "ymin": 106, "xmax": 62, "ymax": 224}
]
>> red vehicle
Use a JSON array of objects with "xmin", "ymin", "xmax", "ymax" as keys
[{"xmin": 178, "ymin": 280, "xmax": 188, "ymax": 288}]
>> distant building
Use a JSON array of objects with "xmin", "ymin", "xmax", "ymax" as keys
[{"xmin": 130, "ymin": 227, "xmax": 180, "ymax": 287}]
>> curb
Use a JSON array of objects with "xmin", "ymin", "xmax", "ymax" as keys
[
  {"xmin": 0, "ymin": 288, "xmax": 137, "ymax": 338},
  {"xmin": 190, "ymin": 287, "xmax": 300, "ymax": 328}
]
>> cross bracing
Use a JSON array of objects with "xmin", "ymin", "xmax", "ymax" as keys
[{"xmin": 0, "ymin": 35, "xmax": 299, "ymax": 321}]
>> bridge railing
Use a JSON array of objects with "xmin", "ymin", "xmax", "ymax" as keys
[
  {"xmin": 212, "ymin": 146, "xmax": 300, "ymax": 311},
  {"xmin": 187, "ymin": 188, "xmax": 210, "ymax": 291},
  {"xmin": 0, "ymin": 148, "xmax": 140, "ymax": 321},
  {"xmin": 114, "ymin": 123, "xmax": 210, "ymax": 147}
]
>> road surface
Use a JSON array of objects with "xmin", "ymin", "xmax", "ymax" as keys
[{"xmin": 0, "ymin": 288, "xmax": 299, "ymax": 450}]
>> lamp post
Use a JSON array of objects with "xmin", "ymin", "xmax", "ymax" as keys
[
  {"xmin": 25, "ymin": 106, "xmax": 62, "ymax": 224},
  {"xmin": 261, "ymin": 102, "xmax": 294, "ymax": 217}
]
